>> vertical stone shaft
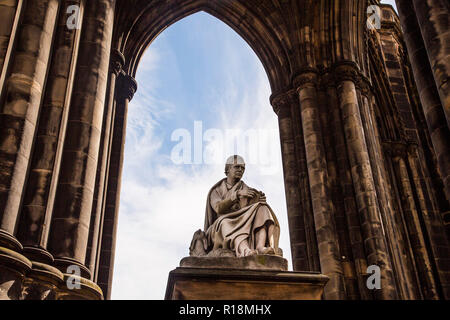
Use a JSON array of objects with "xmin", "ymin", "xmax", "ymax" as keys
[
  {"xmin": 0, "ymin": 0, "xmax": 59, "ymax": 235},
  {"xmin": 85, "ymin": 49, "xmax": 125, "ymax": 277},
  {"xmin": 0, "ymin": 0, "xmax": 21, "ymax": 76},
  {"xmin": 412, "ymin": 0, "xmax": 450, "ymax": 126},
  {"xmin": 360, "ymin": 86, "xmax": 420, "ymax": 299},
  {"xmin": 97, "ymin": 72, "xmax": 136, "ymax": 299},
  {"xmin": 391, "ymin": 146, "xmax": 439, "ymax": 299},
  {"xmin": 294, "ymin": 71, "xmax": 346, "ymax": 299},
  {"xmin": 16, "ymin": 0, "xmax": 84, "ymax": 261},
  {"xmin": 326, "ymin": 81, "xmax": 371, "ymax": 299},
  {"xmin": 271, "ymin": 90, "xmax": 309, "ymax": 271},
  {"xmin": 335, "ymin": 64, "xmax": 398, "ymax": 300},
  {"xmin": 317, "ymin": 80, "xmax": 360, "ymax": 299},
  {"xmin": 48, "ymin": 0, "xmax": 116, "ymax": 276},
  {"xmin": 406, "ymin": 146, "xmax": 450, "ymax": 298},
  {"xmin": 289, "ymin": 88, "xmax": 320, "ymax": 272},
  {"xmin": 396, "ymin": 0, "xmax": 450, "ymax": 201}
]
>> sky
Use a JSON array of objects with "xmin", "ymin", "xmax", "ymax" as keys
[
  {"xmin": 111, "ymin": 1, "xmax": 397, "ymax": 300},
  {"xmin": 381, "ymin": 0, "xmax": 397, "ymax": 11}
]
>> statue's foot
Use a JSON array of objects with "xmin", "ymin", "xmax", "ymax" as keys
[
  {"xmin": 257, "ymin": 247, "xmax": 275, "ymax": 255},
  {"xmin": 242, "ymin": 248, "xmax": 257, "ymax": 257}
]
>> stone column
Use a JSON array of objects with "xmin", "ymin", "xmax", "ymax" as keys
[
  {"xmin": 0, "ymin": 0, "xmax": 22, "ymax": 76},
  {"xmin": 85, "ymin": 49, "xmax": 125, "ymax": 277},
  {"xmin": 96, "ymin": 72, "xmax": 137, "ymax": 299},
  {"xmin": 11, "ymin": 1, "xmax": 86, "ymax": 300},
  {"xmin": 318, "ymin": 74, "xmax": 361, "ymax": 299},
  {"xmin": 411, "ymin": 0, "xmax": 450, "ymax": 127},
  {"xmin": 334, "ymin": 62, "xmax": 398, "ymax": 299},
  {"xmin": 389, "ymin": 142, "xmax": 439, "ymax": 299},
  {"xmin": 48, "ymin": 0, "xmax": 116, "ymax": 280},
  {"xmin": 16, "ymin": 0, "xmax": 84, "ymax": 263},
  {"xmin": 20, "ymin": 262, "xmax": 63, "ymax": 300},
  {"xmin": 324, "ymin": 74, "xmax": 371, "ymax": 299},
  {"xmin": 358, "ymin": 79, "xmax": 420, "ymax": 299},
  {"xmin": 271, "ymin": 89, "xmax": 309, "ymax": 271},
  {"xmin": 0, "ymin": 0, "xmax": 59, "ymax": 300},
  {"xmin": 0, "ymin": 246, "xmax": 31, "ymax": 300},
  {"xmin": 406, "ymin": 144, "xmax": 450, "ymax": 299},
  {"xmin": 0, "ymin": 0, "xmax": 59, "ymax": 243},
  {"xmin": 396, "ymin": 0, "xmax": 450, "ymax": 201},
  {"xmin": 294, "ymin": 70, "xmax": 346, "ymax": 299},
  {"xmin": 288, "ymin": 86, "xmax": 320, "ymax": 272}
]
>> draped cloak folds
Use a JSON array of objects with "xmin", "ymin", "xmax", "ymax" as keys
[{"xmin": 204, "ymin": 178, "xmax": 280, "ymax": 256}]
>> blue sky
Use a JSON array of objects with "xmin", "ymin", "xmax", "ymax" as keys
[{"xmin": 112, "ymin": 1, "xmax": 397, "ymax": 300}]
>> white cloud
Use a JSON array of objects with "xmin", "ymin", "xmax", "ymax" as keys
[{"xmin": 380, "ymin": 0, "xmax": 398, "ymax": 12}]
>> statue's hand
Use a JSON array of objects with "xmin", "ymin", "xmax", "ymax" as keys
[{"xmin": 237, "ymin": 189, "xmax": 257, "ymax": 199}]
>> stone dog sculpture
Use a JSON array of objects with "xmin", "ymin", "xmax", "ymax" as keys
[{"xmin": 189, "ymin": 155, "xmax": 282, "ymax": 258}]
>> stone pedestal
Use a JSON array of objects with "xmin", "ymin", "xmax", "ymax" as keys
[{"xmin": 166, "ymin": 255, "xmax": 328, "ymax": 300}]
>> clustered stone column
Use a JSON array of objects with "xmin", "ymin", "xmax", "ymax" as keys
[
  {"xmin": 85, "ymin": 49, "xmax": 125, "ymax": 277},
  {"xmin": 270, "ymin": 60, "xmax": 443, "ymax": 299},
  {"xmin": 0, "ymin": 0, "xmax": 117, "ymax": 300},
  {"xmin": 395, "ymin": 0, "xmax": 450, "ymax": 203},
  {"xmin": 271, "ymin": 90, "xmax": 311, "ymax": 272},
  {"xmin": 321, "ymin": 72, "xmax": 369, "ymax": 300},
  {"xmin": 387, "ymin": 142, "xmax": 439, "ymax": 299},
  {"xmin": 47, "ymin": 0, "xmax": 116, "ymax": 280},
  {"xmin": 293, "ymin": 70, "xmax": 346, "ymax": 300},
  {"xmin": 96, "ymin": 71, "xmax": 137, "ymax": 299},
  {"xmin": 0, "ymin": 0, "xmax": 59, "ymax": 300},
  {"xmin": 334, "ymin": 63, "xmax": 398, "ymax": 299}
]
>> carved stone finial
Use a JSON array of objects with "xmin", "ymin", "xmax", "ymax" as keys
[
  {"xmin": 110, "ymin": 49, "xmax": 126, "ymax": 76},
  {"xmin": 383, "ymin": 140, "xmax": 408, "ymax": 159},
  {"xmin": 292, "ymin": 68, "xmax": 319, "ymax": 91},
  {"xmin": 333, "ymin": 62, "xmax": 359, "ymax": 83},
  {"xmin": 270, "ymin": 89, "xmax": 296, "ymax": 117},
  {"xmin": 116, "ymin": 71, "xmax": 138, "ymax": 102}
]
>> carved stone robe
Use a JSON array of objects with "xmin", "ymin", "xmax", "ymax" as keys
[{"xmin": 204, "ymin": 178, "xmax": 280, "ymax": 256}]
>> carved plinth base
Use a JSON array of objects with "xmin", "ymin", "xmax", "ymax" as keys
[
  {"xmin": 0, "ymin": 246, "xmax": 31, "ymax": 300},
  {"xmin": 57, "ymin": 275, "xmax": 104, "ymax": 300},
  {"xmin": 180, "ymin": 254, "xmax": 288, "ymax": 271},
  {"xmin": 165, "ymin": 267, "xmax": 328, "ymax": 300}
]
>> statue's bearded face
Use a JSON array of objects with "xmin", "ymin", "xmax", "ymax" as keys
[{"xmin": 227, "ymin": 163, "xmax": 245, "ymax": 181}]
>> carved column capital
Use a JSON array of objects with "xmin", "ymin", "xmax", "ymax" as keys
[
  {"xmin": 270, "ymin": 89, "xmax": 297, "ymax": 117},
  {"xmin": 406, "ymin": 142, "xmax": 420, "ymax": 157},
  {"xmin": 355, "ymin": 75, "xmax": 372, "ymax": 97},
  {"xmin": 110, "ymin": 49, "xmax": 126, "ymax": 76},
  {"xmin": 319, "ymin": 71, "xmax": 336, "ymax": 89},
  {"xmin": 383, "ymin": 140, "xmax": 408, "ymax": 159},
  {"xmin": 333, "ymin": 61, "xmax": 359, "ymax": 83},
  {"xmin": 116, "ymin": 71, "xmax": 138, "ymax": 102},
  {"xmin": 292, "ymin": 68, "xmax": 319, "ymax": 91}
]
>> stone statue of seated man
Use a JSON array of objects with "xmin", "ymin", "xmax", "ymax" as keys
[{"xmin": 189, "ymin": 155, "xmax": 282, "ymax": 258}]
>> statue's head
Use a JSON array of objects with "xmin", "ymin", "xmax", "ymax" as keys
[{"xmin": 224, "ymin": 155, "xmax": 245, "ymax": 180}]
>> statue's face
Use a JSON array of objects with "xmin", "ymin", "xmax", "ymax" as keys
[{"xmin": 228, "ymin": 163, "xmax": 245, "ymax": 181}]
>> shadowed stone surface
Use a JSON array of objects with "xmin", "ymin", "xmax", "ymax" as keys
[
  {"xmin": 180, "ymin": 254, "xmax": 288, "ymax": 271},
  {"xmin": 165, "ymin": 267, "xmax": 328, "ymax": 300}
]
